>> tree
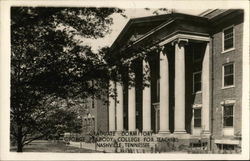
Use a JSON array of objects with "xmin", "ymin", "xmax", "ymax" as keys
[
  {"xmin": 10, "ymin": 96, "xmax": 82, "ymax": 147},
  {"xmin": 145, "ymin": 8, "xmax": 172, "ymax": 15},
  {"xmin": 11, "ymin": 7, "xmax": 125, "ymax": 152},
  {"xmin": 11, "ymin": 7, "xmax": 168, "ymax": 152}
]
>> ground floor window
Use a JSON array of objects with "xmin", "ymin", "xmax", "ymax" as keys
[
  {"xmin": 194, "ymin": 108, "xmax": 201, "ymax": 128},
  {"xmin": 216, "ymin": 143, "xmax": 241, "ymax": 153},
  {"xmin": 223, "ymin": 105, "xmax": 234, "ymax": 127}
]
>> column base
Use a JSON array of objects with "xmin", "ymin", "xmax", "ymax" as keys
[
  {"xmin": 173, "ymin": 130, "xmax": 187, "ymax": 134},
  {"xmin": 173, "ymin": 131, "xmax": 190, "ymax": 139},
  {"xmin": 158, "ymin": 130, "xmax": 171, "ymax": 137},
  {"xmin": 158, "ymin": 130, "xmax": 171, "ymax": 134}
]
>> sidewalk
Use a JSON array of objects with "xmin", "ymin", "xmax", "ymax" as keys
[
  {"xmin": 69, "ymin": 141, "xmax": 96, "ymax": 150},
  {"xmin": 69, "ymin": 141, "xmax": 115, "ymax": 152}
]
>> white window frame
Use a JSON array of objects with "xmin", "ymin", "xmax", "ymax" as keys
[
  {"xmin": 192, "ymin": 104, "xmax": 202, "ymax": 136},
  {"xmin": 221, "ymin": 100, "xmax": 235, "ymax": 136},
  {"xmin": 222, "ymin": 104, "xmax": 234, "ymax": 128},
  {"xmin": 222, "ymin": 25, "xmax": 235, "ymax": 53},
  {"xmin": 193, "ymin": 71, "xmax": 202, "ymax": 93},
  {"xmin": 193, "ymin": 107, "xmax": 202, "ymax": 129},
  {"xmin": 222, "ymin": 63, "xmax": 235, "ymax": 89}
]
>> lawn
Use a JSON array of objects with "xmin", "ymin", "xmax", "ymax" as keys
[{"xmin": 10, "ymin": 140, "xmax": 101, "ymax": 153}]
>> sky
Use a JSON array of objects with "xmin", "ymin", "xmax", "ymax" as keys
[{"xmin": 83, "ymin": 8, "xmax": 207, "ymax": 52}]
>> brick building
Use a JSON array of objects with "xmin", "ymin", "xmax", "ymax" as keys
[
  {"xmin": 81, "ymin": 82, "xmax": 109, "ymax": 135},
  {"xmin": 81, "ymin": 96, "xmax": 109, "ymax": 135},
  {"xmin": 106, "ymin": 9, "xmax": 244, "ymax": 152}
]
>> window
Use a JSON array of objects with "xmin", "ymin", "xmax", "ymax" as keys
[
  {"xmin": 223, "ymin": 63, "xmax": 234, "ymax": 88},
  {"xmin": 92, "ymin": 118, "xmax": 95, "ymax": 126},
  {"xmin": 92, "ymin": 96, "xmax": 95, "ymax": 108},
  {"xmin": 223, "ymin": 105, "xmax": 234, "ymax": 127},
  {"xmin": 156, "ymin": 78, "xmax": 160, "ymax": 102},
  {"xmin": 216, "ymin": 144, "xmax": 235, "ymax": 151},
  {"xmin": 192, "ymin": 46, "xmax": 202, "ymax": 62},
  {"xmin": 193, "ymin": 71, "xmax": 202, "ymax": 93},
  {"xmin": 194, "ymin": 108, "xmax": 201, "ymax": 128},
  {"xmin": 223, "ymin": 26, "xmax": 234, "ymax": 51}
]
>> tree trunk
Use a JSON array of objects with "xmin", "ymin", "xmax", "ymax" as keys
[{"xmin": 17, "ymin": 125, "xmax": 23, "ymax": 152}]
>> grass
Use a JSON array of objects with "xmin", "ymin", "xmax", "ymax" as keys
[{"xmin": 10, "ymin": 140, "xmax": 100, "ymax": 153}]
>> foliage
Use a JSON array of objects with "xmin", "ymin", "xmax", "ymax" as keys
[
  {"xmin": 11, "ymin": 7, "xmax": 124, "ymax": 152},
  {"xmin": 144, "ymin": 8, "xmax": 172, "ymax": 15},
  {"xmin": 11, "ymin": 7, "xmax": 124, "ymax": 98},
  {"xmin": 11, "ymin": 6, "xmax": 171, "ymax": 152}
]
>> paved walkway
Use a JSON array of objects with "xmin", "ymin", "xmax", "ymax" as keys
[
  {"xmin": 69, "ymin": 142, "xmax": 96, "ymax": 150},
  {"xmin": 68, "ymin": 141, "xmax": 114, "ymax": 152}
]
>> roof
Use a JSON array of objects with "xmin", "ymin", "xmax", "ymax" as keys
[
  {"xmin": 110, "ymin": 12, "xmax": 209, "ymax": 52},
  {"xmin": 110, "ymin": 9, "xmax": 243, "ymax": 53},
  {"xmin": 110, "ymin": 14, "xmax": 173, "ymax": 51}
]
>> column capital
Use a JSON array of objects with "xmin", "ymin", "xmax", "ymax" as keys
[
  {"xmin": 159, "ymin": 46, "xmax": 165, "ymax": 52},
  {"xmin": 171, "ymin": 38, "xmax": 189, "ymax": 46}
]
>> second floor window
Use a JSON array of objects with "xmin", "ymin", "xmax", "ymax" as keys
[
  {"xmin": 223, "ymin": 26, "xmax": 234, "ymax": 51},
  {"xmin": 193, "ymin": 71, "xmax": 202, "ymax": 93},
  {"xmin": 192, "ymin": 45, "xmax": 202, "ymax": 62},
  {"xmin": 223, "ymin": 63, "xmax": 234, "ymax": 87},
  {"xmin": 156, "ymin": 78, "xmax": 160, "ymax": 102}
]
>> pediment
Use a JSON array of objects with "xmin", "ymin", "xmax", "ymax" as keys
[{"xmin": 111, "ymin": 13, "xmax": 210, "ymax": 53}]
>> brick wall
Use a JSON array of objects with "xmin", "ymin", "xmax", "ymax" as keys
[
  {"xmin": 96, "ymin": 91, "xmax": 109, "ymax": 132},
  {"xmin": 211, "ymin": 15, "xmax": 243, "ymax": 139},
  {"xmin": 81, "ymin": 84, "xmax": 109, "ymax": 134}
]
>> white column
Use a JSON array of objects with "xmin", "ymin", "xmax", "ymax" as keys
[
  {"xmin": 159, "ymin": 48, "xmax": 170, "ymax": 133},
  {"xmin": 109, "ymin": 81, "xmax": 116, "ymax": 131},
  {"xmin": 116, "ymin": 82, "xmax": 124, "ymax": 132},
  {"xmin": 128, "ymin": 86, "xmax": 136, "ymax": 131},
  {"xmin": 202, "ymin": 42, "xmax": 210, "ymax": 134},
  {"xmin": 143, "ymin": 60, "xmax": 151, "ymax": 131},
  {"xmin": 174, "ymin": 39, "xmax": 187, "ymax": 134}
]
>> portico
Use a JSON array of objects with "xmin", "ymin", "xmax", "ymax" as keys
[
  {"xmin": 108, "ymin": 12, "xmax": 212, "ymax": 138},
  {"xmin": 108, "ymin": 35, "xmax": 211, "ymax": 138},
  {"xmin": 83, "ymin": 9, "xmax": 244, "ymax": 153}
]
